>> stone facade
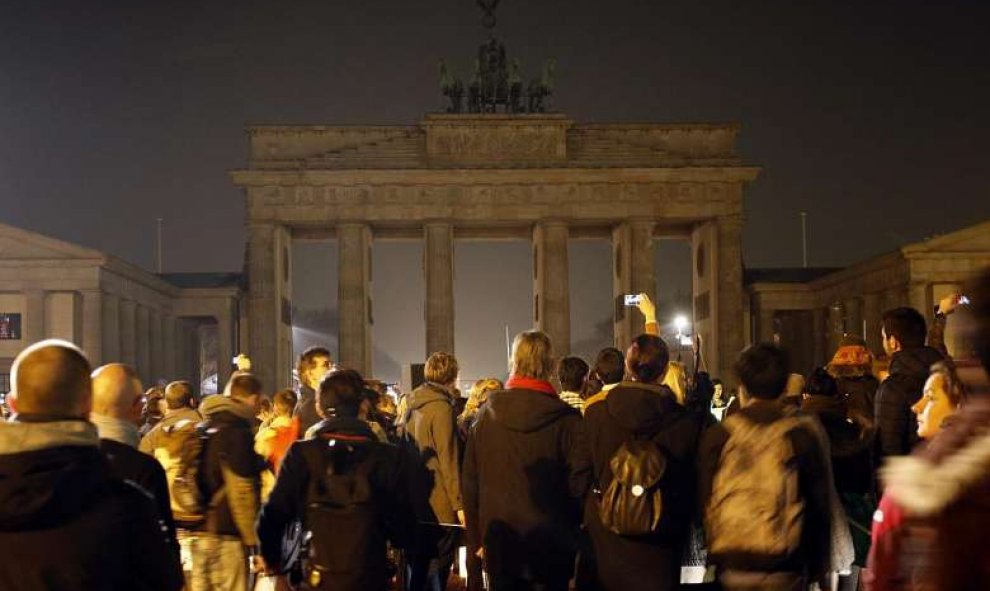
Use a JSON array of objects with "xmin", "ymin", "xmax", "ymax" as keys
[
  {"xmin": 747, "ymin": 218, "xmax": 990, "ymax": 373},
  {"xmin": 233, "ymin": 113, "xmax": 760, "ymax": 391},
  {"xmin": 0, "ymin": 222, "xmax": 241, "ymax": 394}
]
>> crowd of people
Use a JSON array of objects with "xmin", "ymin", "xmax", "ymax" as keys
[{"xmin": 0, "ymin": 267, "xmax": 988, "ymax": 591}]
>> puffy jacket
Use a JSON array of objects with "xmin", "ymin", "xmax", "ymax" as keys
[
  {"xmin": 198, "ymin": 396, "xmax": 263, "ymax": 546},
  {"xmin": 875, "ymin": 347, "xmax": 943, "ymax": 462},
  {"xmin": 462, "ymin": 384, "xmax": 591, "ymax": 583},
  {"xmin": 0, "ymin": 417, "xmax": 182, "ymax": 591},
  {"xmin": 397, "ymin": 382, "xmax": 462, "ymax": 525},
  {"xmin": 582, "ymin": 382, "xmax": 704, "ymax": 591}
]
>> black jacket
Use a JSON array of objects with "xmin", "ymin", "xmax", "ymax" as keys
[
  {"xmin": 462, "ymin": 387, "xmax": 591, "ymax": 583},
  {"xmin": 836, "ymin": 375, "xmax": 880, "ymax": 424},
  {"xmin": 697, "ymin": 401, "xmax": 833, "ymax": 582},
  {"xmin": 293, "ymin": 384, "xmax": 321, "ymax": 437},
  {"xmin": 398, "ymin": 382, "xmax": 463, "ymax": 524},
  {"xmin": 101, "ymin": 438, "xmax": 180, "ymax": 558},
  {"xmin": 0, "ymin": 418, "xmax": 182, "ymax": 591},
  {"xmin": 198, "ymin": 396, "xmax": 263, "ymax": 546},
  {"xmin": 801, "ymin": 395, "xmax": 873, "ymax": 495},
  {"xmin": 582, "ymin": 382, "xmax": 704, "ymax": 591},
  {"xmin": 875, "ymin": 346, "xmax": 943, "ymax": 461},
  {"xmin": 258, "ymin": 417, "xmax": 413, "ymax": 591}
]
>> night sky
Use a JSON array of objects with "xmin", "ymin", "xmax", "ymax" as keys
[{"xmin": 3, "ymin": 0, "xmax": 989, "ymax": 381}]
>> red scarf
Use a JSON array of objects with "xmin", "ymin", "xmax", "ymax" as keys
[{"xmin": 505, "ymin": 375, "xmax": 558, "ymax": 397}]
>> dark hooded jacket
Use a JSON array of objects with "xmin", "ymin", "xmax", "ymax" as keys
[
  {"xmin": 0, "ymin": 417, "xmax": 183, "ymax": 591},
  {"xmin": 397, "ymin": 381, "xmax": 462, "ymax": 525},
  {"xmin": 198, "ymin": 395, "xmax": 263, "ymax": 546},
  {"xmin": 258, "ymin": 417, "xmax": 413, "ymax": 591},
  {"xmin": 837, "ymin": 375, "xmax": 880, "ymax": 425},
  {"xmin": 462, "ymin": 386, "xmax": 591, "ymax": 583},
  {"xmin": 293, "ymin": 384, "xmax": 321, "ymax": 437},
  {"xmin": 581, "ymin": 382, "xmax": 704, "ymax": 591},
  {"xmin": 875, "ymin": 346, "xmax": 944, "ymax": 462},
  {"xmin": 801, "ymin": 394, "xmax": 873, "ymax": 495}
]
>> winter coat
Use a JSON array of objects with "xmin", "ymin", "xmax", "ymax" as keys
[
  {"xmin": 462, "ymin": 385, "xmax": 592, "ymax": 583},
  {"xmin": 870, "ymin": 395, "xmax": 990, "ymax": 591},
  {"xmin": 258, "ymin": 417, "xmax": 413, "ymax": 591},
  {"xmin": 581, "ymin": 382, "xmax": 705, "ymax": 591},
  {"xmin": 198, "ymin": 395, "xmax": 263, "ymax": 546},
  {"xmin": 398, "ymin": 382, "xmax": 463, "ymax": 525},
  {"xmin": 0, "ymin": 417, "xmax": 183, "ymax": 591},
  {"xmin": 293, "ymin": 384, "xmax": 321, "ymax": 437},
  {"xmin": 874, "ymin": 347, "xmax": 944, "ymax": 462},
  {"xmin": 802, "ymin": 395, "xmax": 873, "ymax": 495},
  {"xmin": 697, "ymin": 400, "xmax": 833, "ymax": 583}
]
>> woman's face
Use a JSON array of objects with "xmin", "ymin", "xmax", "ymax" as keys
[{"xmin": 912, "ymin": 373, "xmax": 956, "ymax": 440}]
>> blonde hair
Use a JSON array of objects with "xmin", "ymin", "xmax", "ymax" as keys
[
  {"xmin": 511, "ymin": 331, "xmax": 554, "ymax": 380},
  {"xmin": 462, "ymin": 378, "xmax": 504, "ymax": 418},
  {"xmin": 662, "ymin": 361, "xmax": 687, "ymax": 405}
]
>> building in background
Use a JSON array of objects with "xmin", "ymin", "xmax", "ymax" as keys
[{"xmin": 0, "ymin": 222, "xmax": 242, "ymax": 399}]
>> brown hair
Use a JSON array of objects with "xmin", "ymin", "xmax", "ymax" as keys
[
  {"xmin": 228, "ymin": 374, "xmax": 263, "ymax": 401},
  {"xmin": 273, "ymin": 388, "xmax": 298, "ymax": 415},
  {"xmin": 511, "ymin": 331, "xmax": 554, "ymax": 380},
  {"xmin": 164, "ymin": 380, "xmax": 195, "ymax": 410},
  {"xmin": 462, "ymin": 378, "xmax": 503, "ymax": 418},
  {"xmin": 626, "ymin": 334, "xmax": 670, "ymax": 384},
  {"xmin": 425, "ymin": 352, "xmax": 459, "ymax": 386}
]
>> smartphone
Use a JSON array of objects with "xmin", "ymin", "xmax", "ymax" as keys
[
  {"xmin": 959, "ymin": 296, "xmax": 970, "ymax": 305},
  {"xmin": 624, "ymin": 294, "xmax": 643, "ymax": 306}
]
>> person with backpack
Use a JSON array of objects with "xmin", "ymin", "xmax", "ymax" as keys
[
  {"xmin": 698, "ymin": 343, "xmax": 834, "ymax": 591},
  {"xmin": 462, "ymin": 331, "xmax": 591, "ymax": 591},
  {"xmin": 257, "ymin": 368, "xmax": 414, "ymax": 591},
  {"xmin": 581, "ymin": 333, "xmax": 705, "ymax": 590},
  {"xmin": 140, "ymin": 380, "xmax": 205, "ymax": 581},
  {"xmin": 194, "ymin": 374, "xmax": 266, "ymax": 591}
]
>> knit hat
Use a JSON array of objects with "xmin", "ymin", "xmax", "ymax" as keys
[{"xmin": 829, "ymin": 334, "xmax": 873, "ymax": 368}]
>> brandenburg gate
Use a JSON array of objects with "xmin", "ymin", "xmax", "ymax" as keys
[{"xmin": 232, "ymin": 113, "xmax": 759, "ymax": 390}]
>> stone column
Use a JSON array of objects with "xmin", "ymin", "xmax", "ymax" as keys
[
  {"xmin": 612, "ymin": 221, "xmax": 656, "ymax": 350},
  {"xmin": 715, "ymin": 215, "xmax": 745, "ymax": 384},
  {"xmin": 843, "ymin": 297, "xmax": 863, "ymax": 340},
  {"xmin": 135, "ymin": 305, "xmax": 151, "ymax": 385},
  {"xmin": 163, "ymin": 314, "xmax": 177, "ymax": 379},
  {"xmin": 23, "ymin": 289, "xmax": 47, "ymax": 344},
  {"xmin": 534, "ymin": 221, "xmax": 570, "ymax": 355},
  {"xmin": 80, "ymin": 290, "xmax": 103, "ymax": 366},
  {"xmin": 102, "ymin": 294, "xmax": 120, "ymax": 363},
  {"xmin": 217, "ymin": 304, "xmax": 234, "ymax": 389},
  {"xmin": 827, "ymin": 301, "xmax": 845, "ymax": 357},
  {"xmin": 424, "ymin": 223, "xmax": 455, "ymax": 356},
  {"xmin": 862, "ymin": 292, "xmax": 883, "ymax": 356},
  {"xmin": 247, "ymin": 224, "xmax": 277, "ymax": 392},
  {"xmin": 812, "ymin": 308, "xmax": 826, "ymax": 367},
  {"xmin": 338, "ymin": 224, "xmax": 372, "ymax": 375},
  {"xmin": 756, "ymin": 308, "xmax": 776, "ymax": 344},
  {"xmin": 909, "ymin": 283, "xmax": 932, "ymax": 317},
  {"xmin": 119, "ymin": 299, "xmax": 137, "ymax": 367},
  {"xmin": 149, "ymin": 308, "xmax": 163, "ymax": 383}
]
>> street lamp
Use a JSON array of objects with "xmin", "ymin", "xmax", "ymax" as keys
[{"xmin": 674, "ymin": 315, "xmax": 689, "ymax": 336}]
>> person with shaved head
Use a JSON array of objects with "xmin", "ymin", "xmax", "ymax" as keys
[
  {"xmin": 0, "ymin": 339, "xmax": 182, "ymax": 590},
  {"xmin": 91, "ymin": 363, "xmax": 181, "ymax": 575}
]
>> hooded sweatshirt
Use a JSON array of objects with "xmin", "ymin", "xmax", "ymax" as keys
[
  {"xmin": 462, "ymin": 383, "xmax": 591, "ymax": 581},
  {"xmin": 582, "ymin": 382, "xmax": 703, "ymax": 591},
  {"xmin": 198, "ymin": 395, "xmax": 262, "ymax": 546},
  {"xmin": 398, "ymin": 381, "xmax": 462, "ymax": 524},
  {"xmin": 875, "ymin": 346, "xmax": 944, "ymax": 461},
  {"xmin": 0, "ymin": 418, "xmax": 182, "ymax": 590}
]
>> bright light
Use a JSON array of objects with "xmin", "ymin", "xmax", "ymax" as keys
[{"xmin": 674, "ymin": 315, "xmax": 689, "ymax": 334}]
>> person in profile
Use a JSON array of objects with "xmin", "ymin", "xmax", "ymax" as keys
[{"xmin": 0, "ymin": 339, "xmax": 181, "ymax": 590}]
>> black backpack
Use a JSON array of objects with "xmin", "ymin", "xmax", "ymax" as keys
[
  {"xmin": 597, "ymin": 437, "xmax": 668, "ymax": 536},
  {"xmin": 306, "ymin": 433, "xmax": 383, "ymax": 574}
]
